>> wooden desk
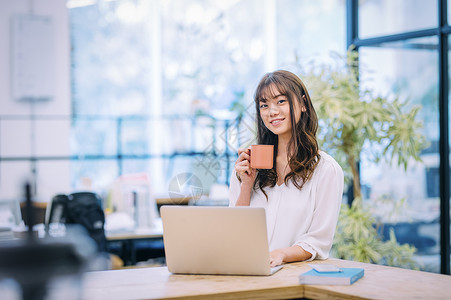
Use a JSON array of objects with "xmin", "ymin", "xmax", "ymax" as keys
[
  {"xmin": 81, "ymin": 258, "xmax": 451, "ymax": 299},
  {"xmin": 155, "ymin": 197, "xmax": 191, "ymax": 206}
]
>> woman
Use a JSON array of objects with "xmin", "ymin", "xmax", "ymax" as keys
[{"xmin": 229, "ymin": 70, "xmax": 344, "ymax": 267}]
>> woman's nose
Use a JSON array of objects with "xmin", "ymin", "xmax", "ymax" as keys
[{"xmin": 269, "ymin": 104, "xmax": 279, "ymax": 116}]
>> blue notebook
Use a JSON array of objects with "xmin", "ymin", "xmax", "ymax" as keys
[{"xmin": 299, "ymin": 267, "xmax": 364, "ymax": 285}]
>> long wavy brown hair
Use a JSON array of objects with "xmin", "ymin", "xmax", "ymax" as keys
[{"xmin": 254, "ymin": 70, "xmax": 320, "ymax": 197}]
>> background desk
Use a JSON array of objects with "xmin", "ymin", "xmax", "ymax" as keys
[
  {"xmin": 106, "ymin": 219, "xmax": 164, "ymax": 266},
  {"xmin": 81, "ymin": 258, "xmax": 451, "ymax": 299}
]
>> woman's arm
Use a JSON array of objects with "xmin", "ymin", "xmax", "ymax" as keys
[
  {"xmin": 235, "ymin": 183, "xmax": 253, "ymax": 206},
  {"xmin": 269, "ymin": 246, "xmax": 312, "ymax": 267}
]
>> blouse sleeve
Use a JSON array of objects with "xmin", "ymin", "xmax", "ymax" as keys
[
  {"xmin": 228, "ymin": 170, "xmax": 241, "ymax": 207},
  {"xmin": 295, "ymin": 158, "xmax": 344, "ymax": 261}
]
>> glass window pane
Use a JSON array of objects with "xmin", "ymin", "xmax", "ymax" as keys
[
  {"xmin": 70, "ymin": 1, "xmax": 153, "ymax": 116},
  {"xmin": 192, "ymin": 116, "xmax": 215, "ymax": 153},
  {"xmin": 359, "ymin": 0, "xmax": 437, "ymax": 39},
  {"xmin": 161, "ymin": 0, "xmax": 265, "ymax": 116},
  {"xmin": 122, "ymin": 158, "xmax": 151, "ymax": 175},
  {"xmin": 71, "ymin": 159, "xmax": 119, "ymax": 192},
  {"xmin": 71, "ymin": 118, "xmax": 117, "ymax": 156},
  {"xmin": 214, "ymin": 155, "xmax": 237, "ymax": 185},
  {"xmin": 121, "ymin": 118, "xmax": 151, "ymax": 156},
  {"xmin": 164, "ymin": 156, "xmax": 208, "ymax": 196},
  {"xmin": 162, "ymin": 118, "xmax": 193, "ymax": 154},
  {"xmin": 121, "ymin": 158, "xmax": 166, "ymax": 196},
  {"xmin": 277, "ymin": 0, "xmax": 346, "ymax": 66},
  {"xmin": 359, "ymin": 36, "xmax": 439, "ymax": 272}
]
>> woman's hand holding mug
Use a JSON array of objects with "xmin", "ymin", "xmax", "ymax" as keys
[
  {"xmin": 235, "ymin": 147, "xmax": 256, "ymax": 186},
  {"xmin": 235, "ymin": 145, "xmax": 274, "ymax": 187}
]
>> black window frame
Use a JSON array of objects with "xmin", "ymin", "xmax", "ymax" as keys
[{"xmin": 346, "ymin": 0, "xmax": 450, "ymax": 275}]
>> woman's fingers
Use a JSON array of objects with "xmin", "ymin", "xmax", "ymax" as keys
[
  {"xmin": 238, "ymin": 148, "xmax": 250, "ymax": 161},
  {"xmin": 236, "ymin": 148, "xmax": 251, "ymax": 169},
  {"xmin": 238, "ymin": 147, "xmax": 250, "ymax": 154},
  {"xmin": 269, "ymin": 251, "xmax": 284, "ymax": 267},
  {"xmin": 236, "ymin": 161, "xmax": 250, "ymax": 176},
  {"xmin": 235, "ymin": 147, "xmax": 254, "ymax": 180},
  {"xmin": 238, "ymin": 147, "xmax": 251, "ymax": 157}
]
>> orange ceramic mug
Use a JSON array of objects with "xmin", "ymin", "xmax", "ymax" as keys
[{"xmin": 250, "ymin": 145, "xmax": 274, "ymax": 169}]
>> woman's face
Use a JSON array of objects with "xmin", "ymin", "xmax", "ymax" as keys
[{"xmin": 259, "ymin": 84, "xmax": 305, "ymax": 139}]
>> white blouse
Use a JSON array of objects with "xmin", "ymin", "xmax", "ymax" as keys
[{"xmin": 229, "ymin": 151, "xmax": 344, "ymax": 261}]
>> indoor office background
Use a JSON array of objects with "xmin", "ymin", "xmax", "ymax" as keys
[{"xmin": 0, "ymin": 0, "xmax": 450, "ymax": 274}]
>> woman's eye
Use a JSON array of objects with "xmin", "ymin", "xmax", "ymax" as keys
[
  {"xmin": 278, "ymin": 99, "xmax": 287, "ymax": 104},
  {"xmin": 260, "ymin": 104, "xmax": 268, "ymax": 108}
]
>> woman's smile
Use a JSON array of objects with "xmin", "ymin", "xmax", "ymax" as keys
[{"xmin": 270, "ymin": 118, "xmax": 285, "ymax": 126}]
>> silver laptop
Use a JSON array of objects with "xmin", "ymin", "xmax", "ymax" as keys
[{"xmin": 160, "ymin": 206, "xmax": 283, "ymax": 276}]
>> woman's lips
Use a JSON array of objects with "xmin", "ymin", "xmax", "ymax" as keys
[{"xmin": 270, "ymin": 118, "xmax": 284, "ymax": 126}]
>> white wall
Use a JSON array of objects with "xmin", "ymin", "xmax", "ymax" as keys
[{"xmin": 0, "ymin": 0, "xmax": 71, "ymax": 202}]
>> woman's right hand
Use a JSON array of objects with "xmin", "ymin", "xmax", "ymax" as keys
[{"xmin": 235, "ymin": 147, "xmax": 257, "ymax": 187}]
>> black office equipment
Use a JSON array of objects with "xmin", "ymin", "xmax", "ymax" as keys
[
  {"xmin": 0, "ymin": 183, "xmax": 95, "ymax": 300},
  {"xmin": 47, "ymin": 192, "xmax": 107, "ymax": 252}
]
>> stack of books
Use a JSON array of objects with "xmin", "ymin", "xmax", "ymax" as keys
[{"xmin": 299, "ymin": 264, "xmax": 364, "ymax": 285}]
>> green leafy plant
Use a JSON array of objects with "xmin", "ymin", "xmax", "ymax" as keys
[
  {"xmin": 333, "ymin": 197, "xmax": 419, "ymax": 269},
  {"xmin": 299, "ymin": 49, "xmax": 427, "ymax": 269}
]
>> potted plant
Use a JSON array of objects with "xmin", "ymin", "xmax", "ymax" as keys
[{"xmin": 298, "ymin": 48, "xmax": 427, "ymax": 269}]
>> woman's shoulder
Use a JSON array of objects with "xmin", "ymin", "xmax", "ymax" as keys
[{"xmin": 317, "ymin": 151, "xmax": 343, "ymax": 173}]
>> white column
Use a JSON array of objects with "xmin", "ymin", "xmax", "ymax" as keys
[
  {"xmin": 148, "ymin": 0, "xmax": 164, "ymax": 195},
  {"xmin": 264, "ymin": 0, "xmax": 277, "ymax": 72}
]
